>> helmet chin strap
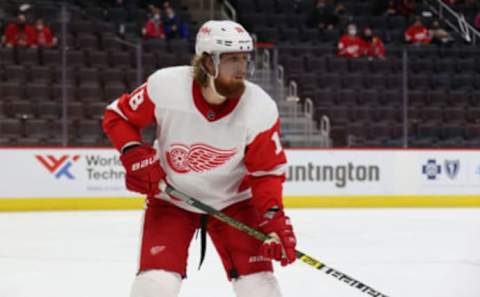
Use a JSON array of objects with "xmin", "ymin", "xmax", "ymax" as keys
[
  {"xmin": 207, "ymin": 74, "xmax": 226, "ymax": 101},
  {"xmin": 205, "ymin": 53, "xmax": 226, "ymax": 101},
  {"xmin": 211, "ymin": 53, "xmax": 220, "ymax": 79}
]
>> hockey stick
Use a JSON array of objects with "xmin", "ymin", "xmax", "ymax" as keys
[{"xmin": 159, "ymin": 181, "xmax": 390, "ymax": 297}]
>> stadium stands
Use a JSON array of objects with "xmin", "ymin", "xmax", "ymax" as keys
[
  {"xmin": 0, "ymin": 0, "xmax": 479, "ymax": 147},
  {"xmin": 231, "ymin": 0, "xmax": 480, "ymax": 147},
  {"xmin": 0, "ymin": 0, "xmax": 194, "ymax": 146}
]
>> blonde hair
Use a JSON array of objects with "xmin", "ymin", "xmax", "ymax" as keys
[{"xmin": 192, "ymin": 54, "xmax": 211, "ymax": 88}]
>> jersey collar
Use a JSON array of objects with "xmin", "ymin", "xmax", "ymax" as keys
[{"xmin": 192, "ymin": 80, "xmax": 240, "ymax": 122}]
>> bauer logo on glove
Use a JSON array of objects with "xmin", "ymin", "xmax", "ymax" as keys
[{"xmin": 131, "ymin": 155, "xmax": 158, "ymax": 171}]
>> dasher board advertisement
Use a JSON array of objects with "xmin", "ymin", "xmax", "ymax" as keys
[
  {"xmin": 0, "ymin": 148, "xmax": 130, "ymax": 198},
  {"xmin": 1, "ymin": 148, "xmax": 479, "ymax": 210}
]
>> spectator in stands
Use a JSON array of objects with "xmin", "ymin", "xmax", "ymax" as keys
[
  {"xmin": 405, "ymin": 17, "xmax": 432, "ymax": 44},
  {"xmin": 32, "ymin": 18, "xmax": 57, "ymax": 48},
  {"xmin": 1, "ymin": 13, "xmax": 35, "ymax": 48},
  {"xmin": 334, "ymin": 2, "xmax": 348, "ymax": 17},
  {"xmin": 162, "ymin": 4, "xmax": 190, "ymax": 40},
  {"xmin": 362, "ymin": 27, "xmax": 385, "ymax": 59},
  {"xmin": 142, "ymin": 5, "xmax": 165, "ymax": 39},
  {"xmin": 18, "ymin": 3, "xmax": 34, "ymax": 20},
  {"xmin": 307, "ymin": 0, "xmax": 340, "ymax": 31},
  {"xmin": 385, "ymin": 0, "xmax": 398, "ymax": 16},
  {"xmin": 429, "ymin": 20, "xmax": 453, "ymax": 46},
  {"xmin": 337, "ymin": 24, "xmax": 364, "ymax": 58}
]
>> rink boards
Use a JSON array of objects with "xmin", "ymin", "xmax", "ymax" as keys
[{"xmin": 1, "ymin": 148, "xmax": 480, "ymax": 211}]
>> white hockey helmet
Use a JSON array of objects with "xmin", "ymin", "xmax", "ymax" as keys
[{"xmin": 195, "ymin": 20, "xmax": 253, "ymax": 56}]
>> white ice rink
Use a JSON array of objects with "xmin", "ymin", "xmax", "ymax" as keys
[{"xmin": 1, "ymin": 208, "xmax": 479, "ymax": 297}]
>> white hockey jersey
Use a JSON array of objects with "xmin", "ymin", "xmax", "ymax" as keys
[{"xmin": 104, "ymin": 66, "xmax": 287, "ymax": 213}]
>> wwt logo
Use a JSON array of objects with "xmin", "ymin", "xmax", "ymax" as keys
[{"xmin": 36, "ymin": 155, "xmax": 81, "ymax": 179}]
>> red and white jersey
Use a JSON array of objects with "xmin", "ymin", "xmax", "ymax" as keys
[
  {"xmin": 363, "ymin": 36, "xmax": 385, "ymax": 58},
  {"xmin": 337, "ymin": 35, "xmax": 365, "ymax": 58},
  {"xmin": 405, "ymin": 25, "xmax": 431, "ymax": 44},
  {"xmin": 104, "ymin": 66, "xmax": 287, "ymax": 213}
]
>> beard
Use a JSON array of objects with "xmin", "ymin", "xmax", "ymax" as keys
[{"xmin": 214, "ymin": 76, "xmax": 245, "ymax": 99}]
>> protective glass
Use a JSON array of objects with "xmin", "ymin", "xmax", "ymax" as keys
[{"xmin": 218, "ymin": 53, "xmax": 255, "ymax": 77}]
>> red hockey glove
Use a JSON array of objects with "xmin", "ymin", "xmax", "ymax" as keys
[
  {"xmin": 259, "ymin": 207, "xmax": 297, "ymax": 266},
  {"xmin": 120, "ymin": 144, "xmax": 165, "ymax": 196}
]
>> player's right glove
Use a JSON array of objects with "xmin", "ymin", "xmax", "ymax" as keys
[
  {"xmin": 120, "ymin": 144, "xmax": 165, "ymax": 196},
  {"xmin": 258, "ymin": 207, "xmax": 297, "ymax": 266}
]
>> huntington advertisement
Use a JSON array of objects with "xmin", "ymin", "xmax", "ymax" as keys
[{"xmin": 284, "ymin": 150, "xmax": 392, "ymax": 195}]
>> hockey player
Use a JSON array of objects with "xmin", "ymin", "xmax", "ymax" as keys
[{"xmin": 103, "ymin": 20, "xmax": 297, "ymax": 297}]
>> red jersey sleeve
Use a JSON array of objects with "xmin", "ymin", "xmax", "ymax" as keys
[
  {"xmin": 421, "ymin": 28, "xmax": 432, "ymax": 44},
  {"xmin": 144, "ymin": 20, "xmax": 156, "ymax": 38},
  {"xmin": 102, "ymin": 83, "xmax": 156, "ymax": 151},
  {"xmin": 39, "ymin": 27, "xmax": 54, "ymax": 47},
  {"xmin": 366, "ymin": 37, "xmax": 385, "ymax": 58},
  {"xmin": 244, "ymin": 118, "xmax": 287, "ymax": 214},
  {"xmin": 405, "ymin": 26, "xmax": 414, "ymax": 42},
  {"xmin": 144, "ymin": 20, "xmax": 165, "ymax": 39},
  {"xmin": 375, "ymin": 38, "xmax": 385, "ymax": 57},
  {"xmin": 4, "ymin": 24, "xmax": 17, "ymax": 45},
  {"xmin": 25, "ymin": 25, "xmax": 36, "ymax": 47}
]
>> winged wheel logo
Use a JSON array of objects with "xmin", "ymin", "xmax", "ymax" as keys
[{"xmin": 166, "ymin": 143, "xmax": 236, "ymax": 173}]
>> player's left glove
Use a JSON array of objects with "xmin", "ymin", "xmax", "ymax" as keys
[{"xmin": 259, "ymin": 207, "xmax": 297, "ymax": 266}]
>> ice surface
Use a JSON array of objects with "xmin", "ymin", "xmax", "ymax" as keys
[{"xmin": 1, "ymin": 208, "xmax": 479, "ymax": 297}]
